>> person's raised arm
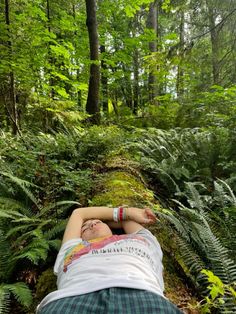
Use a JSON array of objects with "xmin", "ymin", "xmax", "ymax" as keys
[
  {"xmin": 62, "ymin": 206, "xmax": 113, "ymax": 244},
  {"xmin": 62, "ymin": 206, "xmax": 157, "ymax": 243},
  {"xmin": 108, "ymin": 207, "xmax": 157, "ymax": 234}
]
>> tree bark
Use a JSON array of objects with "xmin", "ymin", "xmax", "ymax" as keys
[
  {"xmin": 85, "ymin": 0, "xmax": 100, "ymax": 124},
  {"xmin": 72, "ymin": 4, "xmax": 82, "ymax": 107},
  {"xmin": 46, "ymin": 0, "xmax": 55, "ymax": 100},
  {"xmin": 100, "ymin": 45, "xmax": 108, "ymax": 113},
  {"xmin": 206, "ymin": 0, "xmax": 220, "ymax": 84},
  {"xmin": 147, "ymin": 0, "xmax": 158, "ymax": 104},
  {"xmin": 133, "ymin": 48, "xmax": 139, "ymax": 114},
  {"xmin": 5, "ymin": 0, "xmax": 19, "ymax": 135},
  {"xmin": 176, "ymin": 10, "xmax": 185, "ymax": 97}
]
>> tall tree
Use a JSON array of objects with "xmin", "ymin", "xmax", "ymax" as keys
[
  {"xmin": 176, "ymin": 9, "xmax": 185, "ymax": 97},
  {"xmin": 4, "ymin": 0, "xmax": 19, "ymax": 135},
  {"xmin": 146, "ymin": 0, "xmax": 158, "ymax": 104},
  {"xmin": 206, "ymin": 0, "xmax": 220, "ymax": 85},
  {"xmin": 100, "ymin": 45, "xmax": 108, "ymax": 113},
  {"xmin": 85, "ymin": 0, "xmax": 100, "ymax": 124}
]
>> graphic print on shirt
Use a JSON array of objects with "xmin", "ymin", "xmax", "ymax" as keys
[{"xmin": 63, "ymin": 234, "xmax": 152, "ymax": 272}]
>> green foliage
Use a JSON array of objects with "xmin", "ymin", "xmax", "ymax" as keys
[
  {"xmin": 156, "ymin": 179, "xmax": 236, "ymax": 313},
  {"xmin": 76, "ymin": 126, "xmax": 128, "ymax": 162},
  {"xmin": 0, "ymin": 171, "xmax": 76, "ymax": 312},
  {"xmin": 124, "ymin": 0, "xmax": 155, "ymax": 17},
  {"xmin": 91, "ymin": 170, "xmax": 154, "ymax": 207},
  {"xmin": 35, "ymin": 269, "xmax": 57, "ymax": 302},
  {"xmin": 133, "ymin": 127, "xmax": 235, "ymax": 200},
  {"xmin": 0, "ymin": 131, "xmax": 87, "ymax": 204},
  {"xmin": 176, "ymin": 86, "xmax": 236, "ymax": 129},
  {"xmin": 0, "ymin": 126, "xmax": 150, "ymax": 312},
  {"xmin": 0, "ymin": 282, "xmax": 32, "ymax": 314},
  {"xmin": 199, "ymin": 270, "xmax": 236, "ymax": 314},
  {"xmin": 0, "ymin": 120, "xmax": 235, "ymax": 313},
  {"xmin": 0, "ymin": 229, "xmax": 33, "ymax": 313}
]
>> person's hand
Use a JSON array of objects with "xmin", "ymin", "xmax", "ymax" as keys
[{"xmin": 126, "ymin": 207, "xmax": 157, "ymax": 224}]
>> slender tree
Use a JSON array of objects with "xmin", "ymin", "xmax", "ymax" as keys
[
  {"xmin": 4, "ymin": 0, "xmax": 19, "ymax": 135},
  {"xmin": 146, "ymin": 0, "xmax": 158, "ymax": 104},
  {"xmin": 206, "ymin": 0, "xmax": 220, "ymax": 84},
  {"xmin": 100, "ymin": 45, "xmax": 108, "ymax": 113},
  {"xmin": 176, "ymin": 9, "xmax": 185, "ymax": 97},
  {"xmin": 85, "ymin": 0, "xmax": 100, "ymax": 124}
]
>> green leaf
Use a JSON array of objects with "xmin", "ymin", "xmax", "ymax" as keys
[
  {"xmin": 51, "ymin": 71, "xmax": 69, "ymax": 81},
  {"xmin": 201, "ymin": 270, "xmax": 224, "ymax": 287},
  {"xmin": 209, "ymin": 285, "xmax": 224, "ymax": 300},
  {"xmin": 4, "ymin": 282, "xmax": 32, "ymax": 308}
]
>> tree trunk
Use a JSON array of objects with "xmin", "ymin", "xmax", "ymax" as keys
[
  {"xmin": 147, "ymin": 0, "xmax": 158, "ymax": 104},
  {"xmin": 46, "ymin": 0, "xmax": 55, "ymax": 100},
  {"xmin": 5, "ymin": 0, "xmax": 19, "ymax": 135},
  {"xmin": 72, "ymin": 4, "xmax": 82, "ymax": 108},
  {"xmin": 133, "ymin": 49, "xmax": 139, "ymax": 114},
  {"xmin": 100, "ymin": 45, "xmax": 108, "ymax": 113},
  {"xmin": 176, "ymin": 10, "xmax": 185, "ymax": 97},
  {"xmin": 85, "ymin": 0, "xmax": 100, "ymax": 124},
  {"xmin": 72, "ymin": 4, "xmax": 82, "ymax": 107},
  {"xmin": 206, "ymin": 0, "xmax": 220, "ymax": 84},
  {"xmin": 156, "ymin": 2, "xmax": 164, "ymax": 96}
]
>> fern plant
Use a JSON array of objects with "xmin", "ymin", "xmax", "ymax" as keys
[
  {"xmin": 0, "ymin": 230, "xmax": 32, "ymax": 314},
  {"xmin": 157, "ymin": 180, "xmax": 236, "ymax": 313},
  {"xmin": 0, "ymin": 172, "xmax": 79, "ymax": 313},
  {"xmin": 133, "ymin": 127, "xmax": 234, "ymax": 201}
]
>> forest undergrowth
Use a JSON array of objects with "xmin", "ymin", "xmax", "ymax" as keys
[{"xmin": 0, "ymin": 122, "xmax": 236, "ymax": 313}]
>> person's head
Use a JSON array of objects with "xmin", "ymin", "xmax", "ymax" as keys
[{"xmin": 81, "ymin": 219, "xmax": 112, "ymax": 241}]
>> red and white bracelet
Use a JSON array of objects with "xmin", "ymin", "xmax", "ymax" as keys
[{"xmin": 113, "ymin": 207, "xmax": 126, "ymax": 222}]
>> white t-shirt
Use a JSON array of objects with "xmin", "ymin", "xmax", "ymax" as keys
[{"xmin": 37, "ymin": 229, "xmax": 164, "ymax": 312}]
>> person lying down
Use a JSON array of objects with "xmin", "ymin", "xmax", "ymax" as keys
[{"xmin": 37, "ymin": 206, "xmax": 183, "ymax": 314}]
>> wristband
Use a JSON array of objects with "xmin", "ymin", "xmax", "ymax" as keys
[
  {"xmin": 118, "ymin": 206, "xmax": 127, "ymax": 221},
  {"xmin": 119, "ymin": 207, "xmax": 123, "ymax": 221},
  {"xmin": 122, "ymin": 207, "xmax": 126, "ymax": 220},
  {"xmin": 113, "ymin": 207, "xmax": 119, "ymax": 222},
  {"xmin": 113, "ymin": 207, "xmax": 127, "ymax": 222}
]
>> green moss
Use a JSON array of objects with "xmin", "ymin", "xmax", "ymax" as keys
[
  {"xmin": 91, "ymin": 171, "xmax": 155, "ymax": 207},
  {"xmin": 35, "ymin": 269, "xmax": 57, "ymax": 301},
  {"xmin": 89, "ymin": 165, "xmax": 199, "ymax": 311}
]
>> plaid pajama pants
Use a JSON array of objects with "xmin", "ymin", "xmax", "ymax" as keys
[{"xmin": 39, "ymin": 287, "xmax": 183, "ymax": 314}]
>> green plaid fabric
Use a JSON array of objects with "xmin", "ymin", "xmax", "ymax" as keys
[{"xmin": 39, "ymin": 288, "xmax": 183, "ymax": 314}]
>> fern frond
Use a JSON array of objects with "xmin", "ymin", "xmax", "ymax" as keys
[
  {"xmin": 0, "ymin": 197, "xmax": 27, "ymax": 212},
  {"xmin": 184, "ymin": 182, "xmax": 207, "ymax": 210},
  {"xmin": 176, "ymin": 236, "xmax": 205, "ymax": 275},
  {"xmin": 0, "ymin": 172, "xmax": 39, "ymax": 209},
  {"xmin": 14, "ymin": 243, "xmax": 49, "ymax": 264},
  {"xmin": 48, "ymin": 239, "xmax": 61, "ymax": 251},
  {"xmin": 44, "ymin": 219, "xmax": 67, "ymax": 240},
  {"xmin": 196, "ymin": 223, "xmax": 236, "ymax": 284},
  {"xmin": 0, "ymin": 285, "xmax": 10, "ymax": 314},
  {"xmin": 215, "ymin": 179, "xmax": 236, "ymax": 206},
  {"xmin": 157, "ymin": 211, "xmax": 190, "ymax": 241},
  {"xmin": 38, "ymin": 200, "xmax": 81, "ymax": 217},
  {"xmin": 0, "ymin": 210, "xmax": 24, "ymax": 220},
  {"xmin": 6, "ymin": 224, "xmax": 37, "ymax": 239},
  {"xmin": 3, "ymin": 282, "xmax": 32, "ymax": 308},
  {"xmin": 0, "ymin": 230, "xmax": 13, "ymax": 281},
  {"xmin": 162, "ymin": 206, "xmax": 236, "ymax": 289}
]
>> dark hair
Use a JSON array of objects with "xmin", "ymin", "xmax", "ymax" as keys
[{"xmin": 111, "ymin": 228, "xmax": 124, "ymax": 235}]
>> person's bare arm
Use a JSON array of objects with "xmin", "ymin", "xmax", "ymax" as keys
[
  {"xmin": 122, "ymin": 221, "xmax": 144, "ymax": 234},
  {"xmin": 99, "ymin": 208, "xmax": 157, "ymax": 233},
  {"xmin": 122, "ymin": 207, "xmax": 157, "ymax": 234},
  {"xmin": 106, "ymin": 220, "xmax": 145, "ymax": 233},
  {"xmin": 62, "ymin": 206, "xmax": 113, "ymax": 244},
  {"xmin": 62, "ymin": 206, "xmax": 157, "ymax": 243}
]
